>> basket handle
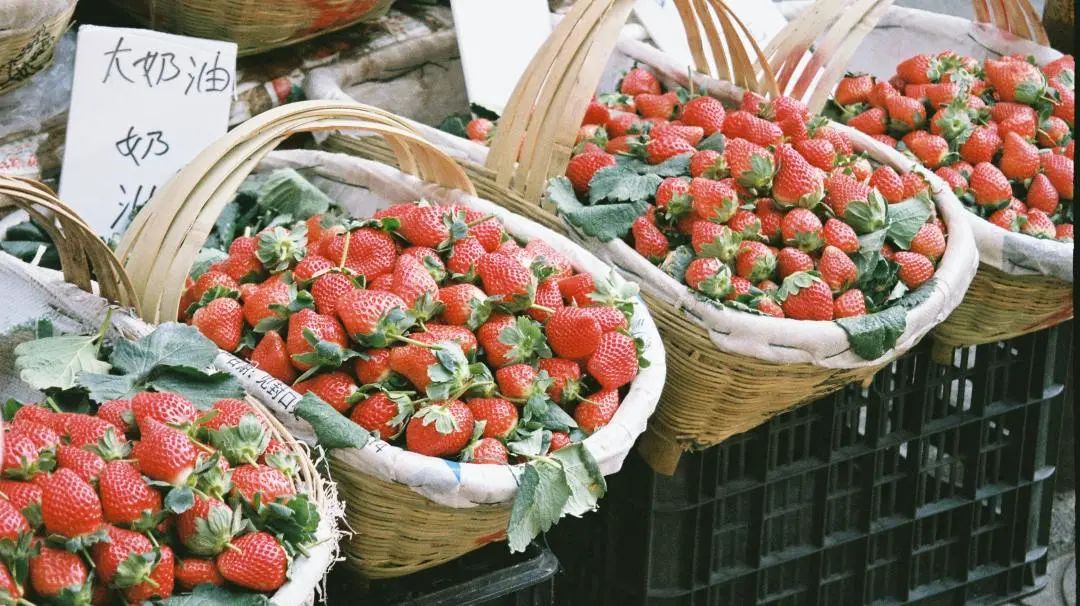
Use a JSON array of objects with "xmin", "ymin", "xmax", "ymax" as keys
[
  {"xmin": 485, "ymin": 0, "xmax": 781, "ymax": 208},
  {"xmin": 972, "ymin": 0, "xmax": 1050, "ymax": 45},
  {"xmin": 0, "ymin": 175, "xmax": 140, "ymax": 308},
  {"xmin": 114, "ymin": 100, "xmax": 477, "ymax": 324}
]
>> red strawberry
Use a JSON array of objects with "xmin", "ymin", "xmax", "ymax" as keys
[
  {"xmin": 632, "ymin": 216, "xmax": 670, "ymax": 262},
  {"xmin": 41, "ymin": 468, "xmax": 103, "ymax": 537},
  {"xmin": 902, "ymin": 131, "xmax": 950, "ymax": 168},
  {"xmin": 779, "ymin": 273, "xmax": 834, "ymax": 320},
  {"xmin": 620, "ymin": 67, "xmax": 660, "ymax": 96},
  {"xmin": 176, "ymin": 496, "xmax": 238, "ymax": 555},
  {"xmin": 350, "ymin": 393, "xmax": 409, "ymax": 440},
  {"xmin": 833, "ymin": 288, "xmax": 867, "ymax": 318},
  {"xmin": 546, "ymin": 307, "xmax": 602, "ymax": 361},
  {"xmin": 795, "ymin": 139, "xmax": 837, "ymax": 171},
  {"xmin": 1037, "ymin": 116, "xmax": 1071, "ymax": 147},
  {"xmin": 549, "ymin": 432, "xmax": 573, "ymax": 452},
  {"xmin": 132, "ymin": 418, "xmax": 199, "ymax": 485},
  {"xmin": 886, "ymin": 95, "xmax": 927, "ymax": 132},
  {"xmin": 725, "ymin": 138, "xmax": 774, "ymax": 193},
  {"xmin": 835, "ymin": 74, "xmax": 873, "ymax": 105},
  {"xmin": 969, "ymin": 162, "xmax": 1012, "ymax": 206},
  {"xmin": 897, "ymin": 54, "xmax": 941, "ymax": 84},
  {"xmin": 722, "ymin": 111, "xmax": 783, "ymax": 147},
  {"xmin": 1056, "ymin": 224, "xmax": 1073, "ymax": 241},
  {"xmin": 30, "ymin": 544, "xmax": 90, "ymax": 599},
  {"xmin": 131, "ymin": 391, "xmax": 198, "ymax": 429},
  {"xmin": 242, "ymin": 278, "xmax": 291, "ymax": 327},
  {"xmin": 1026, "ymin": 173, "xmax": 1060, "ymax": 214},
  {"xmin": 741, "ymin": 90, "xmax": 767, "ymax": 114},
  {"xmin": 2, "ymin": 432, "xmax": 48, "ymax": 479},
  {"xmin": 1021, "ymin": 208, "xmax": 1056, "ymax": 238},
  {"xmin": 466, "ymin": 118, "xmax": 493, "ymax": 142},
  {"xmin": 586, "ymin": 332, "xmax": 639, "ymax": 391},
  {"xmin": 781, "ymin": 208, "xmax": 824, "ymax": 252},
  {"xmin": 822, "ymin": 219, "xmax": 859, "ymax": 254},
  {"xmin": 389, "ymin": 254, "xmax": 439, "ymax": 310},
  {"xmin": 867, "ymin": 81, "xmax": 900, "ymax": 107},
  {"xmin": 97, "ymin": 399, "xmax": 133, "ymax": 435},
  {"xmin": 192, "ymin": 297, "xmax": 243, "ymax": 351},
  {"xmin": 538, "ymin": 358, "xmax": 582, "ymax": 404},
  {"xmin": 902, "ymin": 171, "xmax": 930, "ymax": 198},
  {"xmin": 728, "ymin": 209, "xmax": 762, "ymax": 239},
  {"xmin": 475, "ymin": 253, "xmax": 535, "ymax": 311},
  {"xmin": 495, "ymin": 364, "xmax": 541, "ymax": 400},
  {"xmin": 925, "ymin": 82, "xmax": 961, "ymax": 108},
  {"xmin": 935, "ymin": 166, "xmax": 968, "ymax": 193},
  {"xmin": 756, "ymin": 199, "xmax": 784, "ymax": 243},
  {"xmin": 464, "ymin": 438, "xmax": 509, "ymax": 465},
  {"xmin": 1040, "ymin": 153, "xmax": 1074, "ymax": 199},
  {"xmin": 894, "ymin": 251, "xmax": 935, "ymax": 288},
  {"xmin": 777, "ymin": 247, "xmax": 815, "ymax": 279},
  {"xmin": 447, "ymin": 237, "xmax": 486, "ymax": 276},
  {"xmin": 310, "ymin": 272, "xmax": 356, "ymax": 317},
  {"xmin": 635, "ymin": 93, "xmax": 676, "ymax": 120},
  {"xmin": 0, "ymin": 479, "xmax": 41, "ymax": 512},
  {"xmin": 388, "ymin": 345, "xmax": 437, "ymax": 391},
  {"xmin": 645, "ymin": 136, "xmax": 695, "ymax": 164},
  {"xmin": 175, "ymin": 558, "xmax": 225, "ymax": 591},
  {"xmin": 320, "ymin": 228, "xmax": 397, "ymax": 281},
  {"xmin": 413, "ymin": 324, "xmax": 478, "ymax": 354},
  {"xmin": 772, "ymin": 144, "xmax": 825, "ymax": 208},
  {"xmin": 910, "ymin": 223, "xmax": 947, "ymax": 262},
  {"xmin": 334, "ymin": 290, "xmax": 406, "ymax": 344},
  {"xmin": 10, "ymin": 420, "xmax": 59, "ymax": 452},
  {"xmin": 754, "ymin": 296, "xmax": 785, "ymax": 317},
  {"xmin": 0, "ymin": 498, "xmax": 28, "ymax": 540},
  {"xmin": 999, "ymin": 131, "xmax": 1040, "ymax": 180},
  {"xmin": 984, "ymin": 57, "xmax": 1046, "ymax": 104},
  {"xmin": 574, "ymin": 390, "xmax": 619, "ymax": 434},
  {"xmin": 406, "ymin": 401, "xmax": 475, "ymax": 457},
  {"xmin": 726, "ymin": 276, "xmax": 752, "ymax": 301},
  {"xmin": 685, "ymin": 257, "xmax": 732, "ymax": 298},
  {"xmin": 99, "ymin": 460, "xmax": 162, "ymax": 526},
  {"xmin": 847, "ymin": 107, "xmax": 887, "ymax": 135},
  {"xmin": 566, "ymin": 152, "xmax": 616, "ymax": 194},
  {"xmin": 558, "ymin": 273, "xmax": 595, "ymax": 306},
  {"xmin": 689, "ymin": 149, "xmax": 722, "ymax": 178},
  {"xmin": 1050, "ymin": 79, "xmax": 1074, "ymax": 127},
  {"xmin": 988, "ymin": 208, "xmax": 1022, "ymax": 231},
  {"xmin": 582, "ymin": 99, "xmax": 611, "ymax": 126},
  {"xmin": 294, "ymin": 372, "xmax": 357, "ymax": 414},
  {"xmin": 681, "ymin": 95, "xmax": 727, "ymax": 135},
  {"xmin": 606, "ymin": 134, "xmax": 640, "ymax": 155},
  {"xmin": 869, "ymin": 165, "xmax": 906, "ymax": 203},
  {"xmin": 56, "ymin": 445, "xmax": 104, "ymax": 484},
  {"xmin": 818, "ymin": 246, "xmax": 857, "ymax": 292},
  {"xmin": 93, "ymin": 526, "xmax": 174, "ymax": 602},
  {"xmin": 437, "ymin": 284, "xmax": 488, "ymax": 328},
  {"xmin": 474, "ymin": 314, "xmax": 516, "ymax": 368},
  {"xmin": 216, "ymin": 532, "xmax": 287, "ymax": 593},
  {"xmin": 606, "ymin": 112, "xmax": 644, "ymax": 138},
  {"xmin": 231, "ymin": 464, "xmax": 294, "ymax": 504},
  {"xmin": 872, "ymin": 134, "xmax": 899, "ymax": 148},
  {"xmin": 959, "ymin": 125, "xmax": 1003, "ymax": 165},
  {"xmin": 465, "ymin": 212, "xmax": 506, "ymax": 253},
  {"xmin": 812, "ymin": 124, "xmax": 854, "ymax": 155},
  {"xmin": 250, "ymin": 330, "xmax": 297, "ymax": 383},
  {"xmin": 734, "ymin": 241, "xmax": 777, "ymax": 282},
  {"xmin": 467, "ymin": 398, "xmax": 518, "ymax": 439},
  {"xmin": 690, "ymin": 177, "xmax": 738, "ymax": 222}
]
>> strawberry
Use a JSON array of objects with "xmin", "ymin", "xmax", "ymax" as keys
[
  {"xmin": 56, "ymin": 445, "xmax": 104, "ymax": 484},
  {"xmin": 847, "ymin": 107, "xmax": 887, "ymax": 135},
  {"xmin": 620, "ymin": 67, "xmax": 660, "ymax": 96},
  {"xmin": 781, "ymin": 208, "xmax": 824, "ymax": 252},
  {"xmin": 1042, "ymin": 55, "xmax": 1075, "ymax": 79},
  {"xmin": 606, "ymin": 134, "xmax": 640, "ymax": 155},
  {"xmin": 754, "ymin": 296, "xmax": 785, "ymax": 317},
  {"xmin": 897, "ymin": 54, "xmax": 941, "ymax": 84},
  {"xmin": 1037, "ymin": 116, "xmax": 1071, "ymax": 147},
  {"xmin": 242, "ymin": 278, "xmax": 291, "ymax": 327},
  {"xmin": 606, "ymin": 111, "xmax": 644, "ymax": 138},
  {"xmin": 132, "ymin": 419, "xmax": 199, "ymax": 485},
  {"xmin": 734, "ymin": 241, "xmax": 777, "ymax": 282},
  {"xmin": 538, "ymin": 358, "xmax": 582, "ymax": 404},
  {"xmin": 131, "ymin": 391, "xmax": 198, "ymax": 430},
  {"xmin": 406, "ymin": 401, "xmax": 475, "ymax": 457},
  {"xmin": 566, "ymin": 152, "xmax": 616, "ymax": 194},
  {"xmin": 1050, "ymin": 79, "xmax": 1074, "ymax": 127},
  {"xmin": 2, "ymin": 432, "xmax": 49, "ymax": 480},
  {"xmin": 1026, "ymin": 173, "xmax": 1060, "ymax": 214},
  {"xmin": 93, "ymin": 526, "xmax": 174, "ymax": 602},
  {"xmin": 635, "ymin": 93, "xmax": 676, "ymax": 120},
  {"xmin": 465, "ymin": 211, "xmax": 507, "ymax": 253},
  {"xmin": 546, "ymin": 307, "xmax": 603, "ymax": 361},
  {"xmin": 886, "ymin": 95, "xmax": 927, "ymax": 132},
  {"xmin": 446, "ymin": 237, "xmax": 486, "ymax": 277},
  {"xmin": 1056, "ymin": 224, "xmax": 1074, "ymax": 242},
  {"xmin": 1021, "ymin": 209, "xmax": 1057, "ymax": 238},
  {"xmin": 988, "ymin": 207, "xmax": 1022, "ymax": 231},
  {"xmin": 250, "ymin": 330, "xmax": 298, "ymax": 383},
  {"xmin": 726, "ymin": 276, "xmax": 752, "ymax": 301},
  {"xmin": 526, "ymin": 240, "xmax": 573, "ymax": 279},
  {"xmin": 231, "ymin": 464, "xmax": 294, "ymax": 504},
  {"xmin": 320, "ymin": 227, "xmax": 397, "ymax": 282},
  {"xmin": 969, "ymin": 162, "xmax": 1012, "ymax": 207},
  {"xmin": 466, "ymin": 398, "xmax": 518, "ymax": 439},
  {"xmin": 413, "ymin": 324, "xmax": 478, "ymax": 354},
  {"xmin": 728, "ymin": 210, "xmax": 762, "ymax": 240},
  {"xmin": 586, "ymin": 332, "xmax": 639, "ymax": 391},
  {"xmin": 777, "ymin": 247, "xmax": 815, "ymax": 279},
  {"xmin": 175, "ymin": 558, "xmax": 225, "ymax": 591},
  {"xmin": 350, "ymin": 392, "xmax": 409, "ymax": 440},
  {"xmin": 778, "ymin": 273, "xmax": 834, "ymax": 321},
  {"xmin": 925, "ymin": 82, "xmax": 961, "ymax": 108},
  {"xmin": 756, "ymin": 198, "xmax": 784, "ymax": 243},
  {"xmin": 190, "ymin": 270, "xmax": 239, "ymax": 303},
  {"xmin": 176, "ymin": 496, "xmax": 240, "ymax": 555},
  {"xmin": 388, "ymin": 344, "xmax": 438, "ymax": 391},
  {"xmin": 902, "ymin": 131, "xmax": 951, "ymax": 168},
  {"xmin": 582, "ymin": 99, "xmax": 611, "ymax": 126},
  {"xmin": 724, "ymin": 138, "xmax": 774, "ymax": 193},
  {"xmin": 632, "ymin": 215, "xmax": 670, "ymax": 262},
  {"xmin": 192, "ymin": 297, "xmax": 243, "ymax": 351},
  {"xmin": 910, "ymin": 223, "xmax": 947, "ymax": 262},
  {"xmin": 466, "ymin": 118, "xmax": 493, "ymax": 142},
  {"xmin": 495, "ymin": 364, "xmax": 542, "ymax": 401},
  {"xmin": 818, "ymin": 245, "xmax": 858, "ymax": 292},
  {"xmin": 99, "ymin": 460, "xmax": 162, "ymax": 526},
  {"xmin": 772, "ymin": 144, "xmax": 825, "ymax": 208},
  {"xmin": 476, "ymin": 253, "xmax": 535, "ymax": 311},
  {"xmin": 10, "ymin": 421, "xmax": 59, "ymax": 452},
  {"xmin": 690, "ymin": 177, "xmax": 738, "ymax": 222},
  {"xmin": 645, "ymin": 136, "xmax": 695, "ymax": 164},
  {"xmin": 822, "ymin": 219, "xmax": 859, "ymax": 254},
  {"xmin": 549, "ymin": 432, "xmax": 573, "ymax": 452},
  {"xmin": 30, "ymin": 544, "xmax": 91, "ymax": 600},
  {"xmin": 935, "ymin": 166, "xmax": 968, "ymax": 193},
  {"xmin": 902, "ymin": 171, "xmax": 930, "ymax": 198},
  {"xmin": 474, "ymin": 314, "xmax": 518, "ymax": 368},
  {"xmin": 0, "ymin": 561, "xmax": 19, "ymax": 600},
  {"xmin": 435, "ymin": 284, "xmax": 486, "ymax": 328},
  {"xmin": 389, "ymin": 254, "xmax": 439, "ymax": 311},
  {"xmin": 293, "ymin": 372, "xmax": 357, "ymax": 414},
  {"xmin": 794, "ymin": 139, "xmax": 836, "ymax": 172},
  {"xmin": 334, "ymin": 289, "xmax": 407, "ymax": 344},
  {"xmin": 835, "ymin": 74, "xmax": 873, "ymax": 105},
  {"xmin": 741, "ymin": 90, "xmax": 767, "ymax": 114},
  {"xmin": 201, "ymin": 399, "xmax": 259, "ymax": 432},
  {"xmin": 894, "ymin": 251, "xmax": 935, "ymax": 288},
  {"xmin": 574, "ymin": 390, "xmax": 620, "ymax": 434},
  {"xmin": 869, "ymin": 165, "xmax": 906, "ymax": 203},
  {"xmin": 681, "ymin": 95, "xmax": 727, "ymax": 135},
  {"xmin": 41, "ymin": 468, "xmax": 103, "ymax": 537},
  {"xmin": 0, "ymin": 498, "xmax": 28, "ymax": 540},
  {"xmin": 959, "ymin": 125, "xmax": 1003, "ymax": 165},
  {"xmin": 0, "ymin": 479, "xmax": 42, "ymax": 513},
  {"xmin": 984, "ymin": 57, "xmax": 1046, "ymax": 104},
  {"xmin": 999, "ymin": 131, "xmax": 1040, "ymax": 180},
  {"xmin": 1040, "ymin": 153, "xmax": 1074, "ymax": 199},
  {"xmin": 833, "ymin": 288, "xmax": 867, "ymax": 318},
  {"xmin": 558, "ymin": 273, "xmax": 595, "ymax": 307},
  {"xmin": 309, "ymin": 272, "xmax": 355, "ymax": 317},
  {"xmin": 215, "ymin": 531, "xmax": 288, "ymax": 592},
  {"xmin": 689, "ymin": 149, "xmax": 723, "ymax": 178},
  {"xmin": 97, "ymin": 399, "xmax": 133, "ymax": 435},
  {"xmin": 868, "ymin": 81, "xmax": 900, "ymax": 107},
  {"xmin": 685, "ymin": 257, "xmax": 733, "ymax": 298},
  {"xmin": 722, "ymin": 111, "xmax": 783, "ymax": 147},
  {"xmin": 463, "ymin": 438, "xmax": 509, "ymax": 465}
]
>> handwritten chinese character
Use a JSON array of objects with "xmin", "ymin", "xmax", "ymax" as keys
[
  {"xmin": 132, "ymin": 51, "xmax": 180, "ymax": 87},
  {"xmin": 185, "ymin": 52, "xmax": 232, "ymax": 95},
  {"xmin": 102, "ymin": 37, "xmax": 134, "ymax": 84},
  {"xmin": 112, "ymin": 183, "xmax": 157, "ymax": 231},
  {"xmin": 114, "ymin": 127, "xmax": 170, "ymax": 167}
]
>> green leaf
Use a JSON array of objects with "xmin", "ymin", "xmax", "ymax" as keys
[
  {"xmin": 835, "ymin": 279, "xmax": 935, "ymax": 359},
  {"xmin": 588, "ymin": 167, "xmax": 662, "ymax": 204},
  {"xmin": 506, "ymin": 462, "xmax": 570, "ymax": 553},
  {"xmin": 190, "ymin": 248, "xmax": 229, "ymax": 281},
  {"xmin": 885, "ymin": 195, "xmax": 933, "ymax": 249},
  {"xmin": 293, "ymin": 393, "xmax": 372, "ymax": 450},
  {"xmin": 551, "ymin": 443, "xmax": 606, "ymax": 517},
  {"xmin": 659, "ymin": 245, "xmax": 695, "ymax": 282},
  {"xmin": 159, "ymin": 584, "xmax": 272, "ymax": 606},
  {"xmin": 843, "ymin": 191, "xmax": 888, "ymax": 235},
  {"xmin": 256, "ymin": 169, "xmax": 333, "ymax": 220},
  {"xmin": 14, "ymin": 335, "xmax": 111, "ymax": 391},
  {"xmin": 438, "ymin": 113, "xmax": 471, "ymax": 138},
  {"xmin": 109, "ymin": 322, "xmax": 218, "ymax": 377},
  {"xmin": 696, "ymin": 132, "xmax": 726, "ymax": 152},
  {"xmin": 148, "ymin": 369, "xmax": 244, "ymax": 409},
  {"xmin": 164, "ymin": 486, "xmax": 195, "ymax": 514},
  {"xmin": 548, "ymin": 177, "xmax": 648, "ymax": 243},
  {"xmin": 617, "ymin": 153, "xmax": 693, "ymax": 177},
  {"xmin": 1058, "ymin": 68, "xmax": 1074, "ymax": 90},
  {"xmin": 507, "ymin": 428, "xmax": 545, "ymax": 456},
  {"xmin": 79, "ymin": 373, "xmax": 140, "ymax": 402}
]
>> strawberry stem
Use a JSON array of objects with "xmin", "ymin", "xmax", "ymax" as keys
[
  {"xmin": 43, "ymin": 397, "xmax": 62, "ymax": 413},
  {"xmin": 94, "ymin": 308, "xmax": 114, "ymax": 353},
  {"xmin": 337, "ymin": 231, "xmax": 352, "ymax": 271},
  {"xmin": 529, "ymin": 304, "xmax": 556, "ymax": 314},
  {"xmin": 465, "ymin": 214, "xmax": 497, "ymax": 228},
  {"xmin": 394, "ymin": 335, "xmax": 442, "ymax": 349}
]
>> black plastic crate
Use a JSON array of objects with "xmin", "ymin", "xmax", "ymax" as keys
[
  {"xmin": 551, "ymin": 324, "xmax": 1072, "ymax": 606},
  {"xmin": 327, "ymin": 542, "xmax": 558, "ymax": 605}
]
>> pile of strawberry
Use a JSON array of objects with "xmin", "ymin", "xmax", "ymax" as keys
[
  {"xmin": 0, "ymin": 393, "xmax": 316, "ymax": 603},
  {"xmin": 550, "ymin": 67, "xmax": 947, "ymax": 323},
  {"xmin": 830, "ymin": 52, "xmax": 1074, "ymax": 242},
  {"xmin": 179, "ymin": 199, "xmax": 644, "ymax": 465}
]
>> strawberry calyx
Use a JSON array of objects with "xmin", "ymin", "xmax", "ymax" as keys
[
  {"xmin": 694, "ymin": 263, "xmax": 734, "ymax": 299},
  {"xmin": 412, "ymin": 404, "xmax": 461, "ymax": 436},
  {"xmin": 48, "ymin": 525, "xmax": 109, "ymax": 553},
  {"xmin": 495, "ymin": 316, "xmax": 552, "ymax": 366},
  {"xmin": 185, "ymin": 502, "xmax": 246, "ymax": 556},
  {"xmin": 207, "ymin": 415, "xmax": 270, "ymax": 467},
  {"xmin": 586, "ymin": 272, "xmax": 639, "ymax": 322},
  {"xmin": 776, "ymin": 271, "xmax": 824, "ymax": 302},
  {"xmin": 350, "ymin": 307, "xmax": 417, "ymax": 350},
  {"xmin": 83, "ymin": 427, "xmax": 131, "ymax": 462},
  {"xmin": 256, "ymin": 225, "xmax": 308, "ymax": 274},
  {"xmin": 237, "ymin": 493, "xmax": 318, "ymax": 558},
  {"xmin": 253, "ymin": 287, "xmax": 315, "ymax": 333},
  {"xmin": 409, "ymin": 292, "xmax": 444, "ymax": 325},
  {"xmin": 113, "ymin": 549, "xmax": 161, "ymax": 590},
  {"xmin": 698, "ymin": 226, "xmax": 742, "ymax": 262},
  {"xmin": 183, "ymin": 285, "xmax": 239, "ymax": 319},
  {"xmin": 3, "ymin": 450, "xmax": 55, "ymax": 482},
  {"xmin": 291, "ymin": 328, "xmax": 360, "ymax": 383},
  {"xmin": 425, "ymin": 343, "xmax": 494, "ymax": 402},
  {"xmin": 843, "ymin": 190, "xmax": 889, "ymax": 234}
]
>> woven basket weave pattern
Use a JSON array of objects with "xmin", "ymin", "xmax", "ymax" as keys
[{"xmin": 0, "ymin": 2, "xmax": 75, "ymax": 95}]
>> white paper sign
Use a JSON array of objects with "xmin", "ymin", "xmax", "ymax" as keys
[
  {"xmin": 450, "ymin": 0, "xmax": 551, "ymax": 115},
  {"xmin": 58, "ymin": 26, "xmax": 236, "ymax": 238},
  {"xmin": 633, "ymin": 0, "xmax": 787, "ymax": 74}
]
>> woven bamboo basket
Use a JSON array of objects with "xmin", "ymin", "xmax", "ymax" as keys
[
  {"xmin": 0, "ymin": 175, "xmax": 342, "ymax": 605},
  {"xmin": 0, "ymin": 0, "xmax": 75, "ymax": 95},
  {"xmin": 112, "ymin": 100, "xmax": 667, "ymax": 578},
  {"xmin": 309, "ymin": 0, "xmax": 979, "ymax": 474},
  {"xmin": 773, "ymin": 0, "xmax": 1074, "ymax": 357},
  {"xmin": 102, "ymin": 0, "xmax": 395, "ymax": 56}
]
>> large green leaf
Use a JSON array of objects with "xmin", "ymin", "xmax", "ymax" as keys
[
  {"xmin": 885, "ymin": 195, "xmax": 933, "ymax": 249},
  {"xmin": 159, "ymin": 584, "xmax": 271, "ymax": 606},
  {"xmin": 588, "ymin": 167, "xmax": 662, "ymax": 205},
  {"xmin": 835, "ymin": 279, "xmax": 935, "ymax": 359},
  {"xmin": 14, "ymin": 335, "xmax": 111, "ymax": 391},
  {"xmin": 548, "ymin": 177, "xmax": 647, "ymax": 242},
  {"xmin": 256, "ymin": 168, "xmax": 333, "ymax": 220},
  {"xmin": 507, "ymin": 462, "xmax": 571, "ymax": 553},
  {"xmin": 148, "ymin": 368, "xmax": 244, "ymax": 409},
  {"xmin": 110, "ymin": 322, "xmax": 219, "ymax": 377},
  {"xmin": 293, "ymin": 393, "xmax": 372, "ymax": 450}
]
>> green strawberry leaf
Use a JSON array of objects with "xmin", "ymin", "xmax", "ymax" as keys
[
  {"xmin": 659, "ymin": 245, "xmax": 695, "ymax": 282},
  {"xmin": 507, "ymin": 461, "xmax": 571, "ymax": 553},
  {"xmin": 885, "ymin": 194, "xmax": 934, "ymax": 249},
  {"xmin": 256, "ymin": 168, "xmax": 333, "ymax": 220},
  {"xmin": 617, "ymin": 153, "xmax": 693, "ymax": 177},
  {"xmin": 78, "ymin": 373, "xmax": 140, "ymax": 402},
  {"xmin": 242, "ymin": 493, "xmax": 320, "ymax": 558},
  {"xmin": 438, "ymin": 113, "xmax": 471, "ymax": 138},
  {"xmin": 147, "ymin": 368, "xmax": 244, "ymax": 409},
  {"xmin": 696, "ymin": 132, "xmax": 726, "ymax": 152},
  {"xmin": 293, "ymin": 392, "xmax": 372, "ymax": 450},
  {"xmin": 843, "ymin": 191, "xmax": 889, "ymax": 235},
  {"xmin": 547, "ymin": 176, "xmax": 648, "ymax": 242},
  {"xmin": 587, "ymin": 167, "xmax": 663, "ymax": 204},
  {"xmin": 551, "ymin": 443, "xmax": 606, "ymax": 517},
  {"xmin": 835, "ymin": 279, "xmax": 934, "ymax": 360},
  {"xmin": 507, "ymin": 427, "xmax": 545, "ymax": 456},
  {"xmin": 159, "ymin": 584, "xmax": 272, "ymax": 606},
  {"xmin": 110, "ymin": 322, "xmax": 219, "ymax": 377},
  {"xmin": 14, "ymin": 334, "xmax": 111, "ymax": 391},
  {"xmin": 164, "ymin": 486, "xmax": 195, "ymax": 514}
]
